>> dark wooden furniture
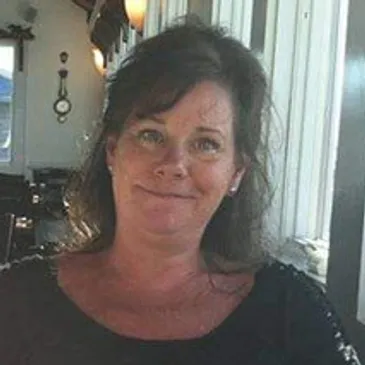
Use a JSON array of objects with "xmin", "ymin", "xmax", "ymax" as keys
[
  {"xmin": 0, "ymin": 213, "xmax": 15, "ymax": 264},
  {"xmin": 0, "ymin": 169, "xmax": 71, "ymax": 263}
]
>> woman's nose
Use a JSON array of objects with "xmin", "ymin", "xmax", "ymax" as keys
[{"xmin": 153, "ymin": 144, "xmax": 189, "ymax": 179}]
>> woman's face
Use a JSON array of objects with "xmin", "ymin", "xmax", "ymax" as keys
[{"xmin": 106, "ymin": 81, "xmax": 245, "ymax": 237}]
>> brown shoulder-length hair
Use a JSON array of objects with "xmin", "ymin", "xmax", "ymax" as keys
[{"xmin": 62, "ymin": 18, "xmax": 274, "ymax": 273}]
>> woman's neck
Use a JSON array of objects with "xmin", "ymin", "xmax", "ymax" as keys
[
  {"xmin": 101, "ymin": 223, "xmax": 207, "ymax": 291},
  {"xmin": 102, "ymin": 234, "xmax": 205, "ymax": 294}
]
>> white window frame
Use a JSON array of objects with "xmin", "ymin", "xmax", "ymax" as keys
[
  {"xmin": 160, "ymin": 0, "xmax": 188, "ymax": 30},
  {"xmin": 265, "ymin": 0, "xmax": 349, "ymax": 282},
  {"xmin": 211, "ymin": 0, "xmax": 254, "ymax": 47},
  {"xmin": 0, "ymin": 39, "xmax": 26, "ymax": 175},
  {"xmin": 209, "ymin": 0, "xmax": 348, "ymax": 283},
  {"xmin": 281, "ymin": 0, "xmax": 348, "ymax": 246}
]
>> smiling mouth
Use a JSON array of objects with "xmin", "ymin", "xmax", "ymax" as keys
[{"xmin": 137, "ymin": 186, "xmax": 195, "ymax": 200}]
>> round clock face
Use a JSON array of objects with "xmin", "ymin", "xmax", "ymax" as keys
[{"xmin": 54, "ymin": 98, "xmax": 71, "ymax": 115}]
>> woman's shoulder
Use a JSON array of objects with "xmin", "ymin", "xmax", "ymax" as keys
[
  {"xmin": 256, "ymin": 258, "xmax": 315, "ymax": 280},
  {"xmin": 0, "ymin": 255, "xmax": 55, "ymax": 297},
  {"xmin": 250, "ymin": 259, "xmax": 362, "ymax": 364},
  {"xmin": 254, "ymin": 259, "xmax": 322, "ymax": 292},
  {"xmin": 247, "ymin": 259, "xmax": 322, "ymax": 306},
  {"xmin": 0, "ymin": 256, "xmax": 61, "ymax": 360},
  {"xmin": 0, "ymin": 254, "xmax": 52, "ymax": 275},
  {"xmin": 252, "ymin": 260, "xmax": 342, "ymax": 342}
]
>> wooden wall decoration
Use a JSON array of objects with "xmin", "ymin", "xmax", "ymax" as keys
[
  {"xmin": 72, "ymin": 0, "xmax": 129, "ymax": 67},
  {"xmin": 53, "ymin": 52, "xmax": 72, "ymax": 124}
]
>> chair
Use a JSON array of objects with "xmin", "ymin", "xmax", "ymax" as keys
[
  {"xmin": 32, "ymin": 168, "xmax": 72, "ymax": 219},
  {"xmin": 0, "ymin": 213, "xmax": 15, "ymax": 264},
  {"xmin": 0, "ymin": 173, "xmax": 36, "ymax": 258},
  {"xmin": 0, "ymin": 173, "xmax": 31, "ymax": 217}
]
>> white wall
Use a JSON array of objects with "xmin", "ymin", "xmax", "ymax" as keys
[{"xmin": 0, "ymin": 0, "xmax": 105, "ymax": 172}]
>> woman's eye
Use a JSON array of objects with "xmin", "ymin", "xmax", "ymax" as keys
[
  {"xmin": 194, "ymin": 138, "xmax": 221, "ymax": 153},
  {"xmin": 137, "ymin": 129, "xmax": 164, "ymax": 145}
]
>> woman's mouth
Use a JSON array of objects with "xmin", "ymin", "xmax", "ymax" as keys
[{"xmin": 137, "ymin": 186, "xmax": 195, "ymax": 200}]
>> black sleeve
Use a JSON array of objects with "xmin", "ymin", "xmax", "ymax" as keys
[
  {"xmin": 282, "ymin": 265, "xmax": 362, "ymax": 365},
  {"xmin": 0, "ymin": 263, "xmax": 31, "ymax": 363}
]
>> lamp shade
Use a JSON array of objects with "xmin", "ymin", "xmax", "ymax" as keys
[
  {"xmin": 124, "ymin": 0, "xmax": 147, "ymax": 32},
  {"xmin": 92, "ymin": 47, "xmax": 106, "ymax": 75}
]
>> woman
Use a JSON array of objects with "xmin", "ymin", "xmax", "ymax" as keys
[{"xmin": 0, "ymin": 20, "xmax": 361, "ymax": 364}]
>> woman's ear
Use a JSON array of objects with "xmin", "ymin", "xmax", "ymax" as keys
[
  {"xmin": 228, "ymin": 156, "xmax": 250, "ymax": 196},
  {"xmin": 105, "ymin": 135, "xmax": 118, "ymax": 169},
  {"xmin": 227, "ymin": 167, "xmax": 246, "ymax": 196}
]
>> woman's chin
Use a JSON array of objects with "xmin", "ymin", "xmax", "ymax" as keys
[
  {"xmin": 141, "ymin": 214, "xmax": 188, "ymax": 235},
  {"xmin": 118, "ymin": 200, "xmax": 202, "ymax": 235}
]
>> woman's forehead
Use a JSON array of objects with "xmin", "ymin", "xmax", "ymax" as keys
[{"xmin": 135, "ymin": 81, "xmax": 233, "ymax": 123}]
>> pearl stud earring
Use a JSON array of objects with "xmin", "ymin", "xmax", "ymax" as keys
[{"xmin": 228, "ymin": 186, "xmax": 237, "ymax": 197}]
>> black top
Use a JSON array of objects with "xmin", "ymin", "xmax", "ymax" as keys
[{"xmin": 0, "ymin": 257, "xmax": 361, "ymax": 365}]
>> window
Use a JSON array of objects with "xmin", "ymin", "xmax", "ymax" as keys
[
  {"xmin": 264, "ymin": 0, "xmax": 349, "ymax": 283},
  {"xmin": 279, "ymin": 0, "xmax": 347, "ymax": 245},
  {"xmin": 208, "ymin": 0, "xmax": 349, "ymax": 283},
  {"xmin": 0, "ymin": 42, "xmax": 15, "ymax": 163},
  {"xmin": 0, "ymin": 40, "xmax": 26, "ymax": 175}
]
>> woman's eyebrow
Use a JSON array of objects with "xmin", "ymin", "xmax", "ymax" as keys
[
  {"xmin": 139, "ymin": 115, "xmax": 166, "ymax": 124},
  {"xmin": 195, "ymin": 126, "xmax": 225, "ymax": 137},
  {"xmin": 137, "ymin": 118, "xmax": 225, "ymax": 137}
]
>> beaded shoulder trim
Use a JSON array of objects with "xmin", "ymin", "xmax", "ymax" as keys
[
  {"xmin": 278, "ymin": 263, "xmax": 362, "ymax": 365},
  {"xmin": 0, "ymin": 254, "xmax": 45, "ymax": 274}
]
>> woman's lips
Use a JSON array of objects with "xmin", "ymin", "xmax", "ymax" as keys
[{"xmin": 136, "ymin": 185, "xmax": 195, "ymax": 200}]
